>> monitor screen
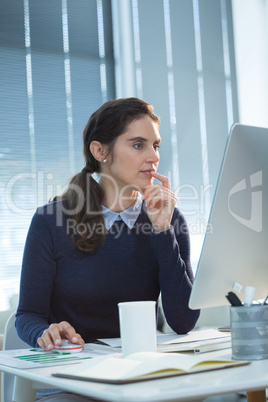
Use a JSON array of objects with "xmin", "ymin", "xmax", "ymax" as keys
[{"xmin": 189, "ymin": 124, "xmax": 268, "ymax": 309}]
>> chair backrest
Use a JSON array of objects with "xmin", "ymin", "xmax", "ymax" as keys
[{"xmin": 1, "ymin": 312, "xmax": 29, "ymax": 402}]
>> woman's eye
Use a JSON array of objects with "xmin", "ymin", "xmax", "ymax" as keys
[
  {"xmin": 134, "ymin": 143, "xmax": 143, "ymax": 149},
  {"xmin": 154, "ymin": 144, "xmax": 160, "ymax": 151}
]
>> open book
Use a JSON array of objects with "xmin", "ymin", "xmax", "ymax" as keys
[{"xmin": 53, "ymin": 351, "xmax": 249, "ymax": 384}]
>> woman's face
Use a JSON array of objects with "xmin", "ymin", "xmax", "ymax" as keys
[{"xmin": 104, "ymin": 115, "xmax": 161, "ymax": 193}]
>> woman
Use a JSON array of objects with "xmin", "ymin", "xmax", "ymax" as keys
[{"xmin": 16, "ymin": 97, "xmax": 199, "ymax": 399}]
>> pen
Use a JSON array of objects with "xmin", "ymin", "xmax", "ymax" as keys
[{"xmin": 225, "ymin": 292, "xmax": 243, "ymax": 306}]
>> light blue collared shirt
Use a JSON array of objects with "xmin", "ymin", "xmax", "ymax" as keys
[{"xmin": 101, "ymin": 194, "xmax": 143, "ymax": 230}]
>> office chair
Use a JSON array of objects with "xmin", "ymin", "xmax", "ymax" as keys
[
  {"xmin": 1, "ymin": 312, "xmax": 62, "ymax": 402},
  {"xmin": 1, "ymin": 312, "xmax": 29, "ymax": 402}
]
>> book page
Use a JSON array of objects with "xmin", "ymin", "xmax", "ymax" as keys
[
  {"xmin": 55, "ymin": 351, "xmax": 246, "ymax": 382},
  {"xmin": 126, "ymin": 352, "xmax": 238, "ymax": 373}
]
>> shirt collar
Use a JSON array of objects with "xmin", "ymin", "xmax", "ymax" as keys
[{"xmin": 102, "ymin": 194, "xmax": 142, "ymax": 230}]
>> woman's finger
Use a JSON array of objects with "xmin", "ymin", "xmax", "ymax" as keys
[
  {"xmin": 144, "ymin": 186, "xmax": 175, "ymax": 207},
  {"xmin": 150, "ymin": 171, "xmax": 171, "ymax": 189},
  {"xmin": 37, "ymin": 327, "xmax": 55, "ymax": 351},
  {"xmin": 55, "ymin": 321, "xmax": 85, "ymax": 346},
  {"xmin": 37, "ymin": 336, "xmax": 47, "ymax": 350},
  {"xmin": 142, "ymin": 183, "xmax": 160, "ymax": 200},
  {"xmin": 48, "ymin": 323, "xmax": 64, "ymax": 346},
  {"xmin": 143, "ymin": 183, "xmax": 171, "ymax": 200},
  {"xmin": 73, "ymin": 333, "xmax": 85, "ymax": 347}
]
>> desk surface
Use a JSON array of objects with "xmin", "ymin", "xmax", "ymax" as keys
[{"xmin": 1, "ymin": 349, "xmax": 268, "ymax": 401}]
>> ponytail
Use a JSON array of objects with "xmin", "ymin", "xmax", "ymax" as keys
[{"xmin": 53, "ymin": 166, "xmax": 105, "ymax": 253}]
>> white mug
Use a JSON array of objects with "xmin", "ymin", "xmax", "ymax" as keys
[{"xmin": 118, "ymin": 300, "xmax": 157, "ymax": 357}]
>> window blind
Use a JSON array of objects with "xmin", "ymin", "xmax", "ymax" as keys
[
  {"xmin": 0, "ymin": 0, "xmax": 115, "ymax": 310},
  {"xmin": 129, "ymin": 0, "xmax": 238, "ymax": 268}
]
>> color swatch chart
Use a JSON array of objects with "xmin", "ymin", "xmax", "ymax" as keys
[
  {"xmin": 15, "ymin": 351, "xmax": 89, "ymax": 365},
  {"xmin": 0, "ymin": 348, "xmax": 94, "ymax": 369}
]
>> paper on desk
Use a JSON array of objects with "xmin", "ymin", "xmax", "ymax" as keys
[
  {"xmin": 0, "ymin": 347, "xmax": 119, "ymax": 370},
  {"xmin": 156, "ymin": 329, "xmax": 231, "ymax": 352},
  {"xmin": 157, "ymin": 338, "xmax": 231, "ymax": 353},
  {"xmin": 98, "ymin": 329, "xmax": 231, "ymax": 353},
  {"xmin": 157, "ymin": 329, "xmax": 230, "ymax": 344}
]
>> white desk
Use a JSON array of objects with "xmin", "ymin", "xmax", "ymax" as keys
[{"xmin": 1, "ymin": 349, "xmax": 268, "ymax": 402}]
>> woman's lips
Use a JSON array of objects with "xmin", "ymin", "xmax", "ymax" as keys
[{"xmin": 140, "ymin": 170, "xmax": 155, "ymax": 175}]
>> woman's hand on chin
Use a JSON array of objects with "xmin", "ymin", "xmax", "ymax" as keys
[{"xmin": 142, "ymin": 172, "xmax": 177, "ymax": 233}]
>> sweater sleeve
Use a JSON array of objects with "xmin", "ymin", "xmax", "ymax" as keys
[
  {"xmin": 15, "ymin": 209, "xmax": 56, "ymax": 347},
  {"xmin": 150, "ymin": 208, "xmax": 200, "ymax": 334}
]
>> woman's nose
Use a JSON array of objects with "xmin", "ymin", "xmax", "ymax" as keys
[{"xmin": 146, "ymin": 148, "xmax": 159, "ymax": 164}]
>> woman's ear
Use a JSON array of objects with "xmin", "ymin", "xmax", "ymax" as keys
[{"xmin": 90, "ymin": 141, "xmax": 107, "ymax": 163}]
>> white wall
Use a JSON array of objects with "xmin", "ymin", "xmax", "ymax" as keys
[{"xmin": 232, "ymin": 0, "xmax": 268, "ymax": 128}]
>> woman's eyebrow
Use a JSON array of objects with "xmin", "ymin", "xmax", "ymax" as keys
[
  {"xmin": 127, "ymin": 136, "xmax": 161, "ymax": 143},
  {"xmin": 127, "ymin": 136, "xmax": 148, "ymax": 142}
]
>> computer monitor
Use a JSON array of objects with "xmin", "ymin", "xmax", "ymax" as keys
[{"xmin": 189, "ymin": 123, "xmax": 268, "ymax": 309}]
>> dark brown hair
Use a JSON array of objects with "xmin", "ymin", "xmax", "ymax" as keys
[{"xmin": 54, "ymin": 97, "xmax": 160, "ymax": 252}]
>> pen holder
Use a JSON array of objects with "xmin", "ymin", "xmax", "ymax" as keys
[{"xmin": 230, "ymin": 305, "xmax": 268, "ymax": 360}]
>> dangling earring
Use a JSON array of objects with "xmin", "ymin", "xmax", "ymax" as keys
[{"xmin": 103, "ymin": 159, "xmax": 107, "ymax": 163}]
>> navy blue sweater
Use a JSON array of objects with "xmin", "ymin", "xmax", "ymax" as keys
[{"xmin": 16, "ymin": 201, "xmax": 200, "ymax": 347}]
